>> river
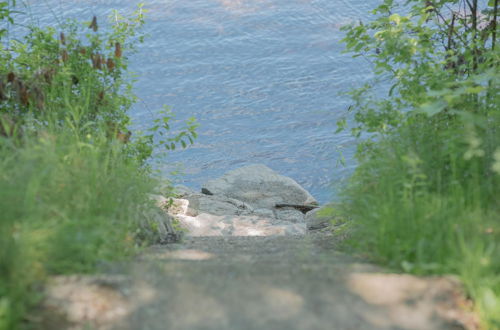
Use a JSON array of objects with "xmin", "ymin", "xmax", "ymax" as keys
[{"xmin": 13, "ymin": 0, "xmax": 379, "ymax": 203}]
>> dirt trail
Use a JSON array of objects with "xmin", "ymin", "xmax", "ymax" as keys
[{"xmin": 40, "ymin": 231, "xmax": 477, "ymax": 330}]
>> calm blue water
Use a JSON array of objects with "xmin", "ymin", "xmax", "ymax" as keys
[{"xmin": 12, "ymin": 0, "xmax": 378, "ymax": 203}]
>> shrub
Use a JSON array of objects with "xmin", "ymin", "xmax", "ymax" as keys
[
  {"xmin": 338, "ymin": 0, "xmax": 500, "ymax": 327},
  {"xmin": 0, "ymin": 131, "xmax": 154, "ymax": 330},
  {"xmin": 0, "ymin": 3, "xmax": 197, "ymax": 329}
]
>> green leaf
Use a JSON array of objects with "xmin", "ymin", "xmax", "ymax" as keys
[
  {"xmin": 389, "ymin": 14, "xmax": 401, "ymax": 25},
  {"xmin": 419, "ymin": 99, "xmax": 447, "ymax": 116},
  {"xmin": 466, "ymin": 86, "xmax": 484, "ymax": 94},
  {"xmin": 335, "ymin": 118, "xmax": 347, "ymax": 133}
]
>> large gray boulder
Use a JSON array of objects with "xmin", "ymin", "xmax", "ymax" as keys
[
  {"xmin": 157, "ymin": 165, "xmax": 319, "ymax": 237},
  {"xmin": 165, "ymin": 195, "xmax": 307, "ymax": 237},
  {"xmin": 275, "ymin": 207, "xmax": 305, "ymax": 223},
  {"xmin": 184, "ymin": 194, "xmax": 253, "ymax": 217},
  {"xmin": 174, "ymin": 213, "xmax": 307, "ymax": 237},
  {"xmin": 201, "ymin": 164, "xmax": 317, "ymax": 209}
]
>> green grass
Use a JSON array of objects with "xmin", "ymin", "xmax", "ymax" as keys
[
  {"xmin": 339, "ymin": 116, "xmax": 500, "ymax": 328},
  {"xmin": 0, "ymin": 130, "xmax": 156, "ymax": 329},
  {"xmin": 337, "ymin": 1, "xmax": 500, "ymax": 326},
  {"xmin": 0, "ymin": 6, "xmax": 174, "ymax": 329}
]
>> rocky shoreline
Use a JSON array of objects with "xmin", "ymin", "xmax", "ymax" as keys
[
  {"xmin": 36, "ymin": 164, "xmax": 478, "ymax": 330},
  {"xmin": 150, "ymin": 164, "xmax": 334, "ymax": 240}
]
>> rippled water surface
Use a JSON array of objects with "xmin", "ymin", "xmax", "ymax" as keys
[{"xmin": 15, "ymin": 0, "xmax": 378, "ymax": 203}]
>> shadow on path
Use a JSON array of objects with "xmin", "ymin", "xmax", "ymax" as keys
[{"xmin": 38, "ymin": 233, "xmax": 477, "ymax": 330}]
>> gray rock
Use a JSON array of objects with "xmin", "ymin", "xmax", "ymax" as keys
[
  {"xmin": 156, "ymin": 165, "xmax": 319, "ymax": 238},
  {"xmin": 202, "ymin": 164, "xmax": 317, "ymax": 209},
  {"xmin": 166, "ymin": 198, "xmax": 189, "ymax": 216},
  {"xmin": 305, "ymin": 205, "xmax": 335, "ymax": 230},
  {"xmin": 252, "ymin": 208, "xmax": 275, "ymax": 218},
  {"xmin": 184, "ymin": 194, "xmax": 253, "ymax": 217},
  {"xmin": 140, "ymin": 207, "xmax": 181, "ymax": 243},
  {"xmin": 275, "ymin": 207, "xmax": 305, "ymax": 223},
  {"xmin": 175, "ymin": 213, "xmax": 307, "ymax": 237}
]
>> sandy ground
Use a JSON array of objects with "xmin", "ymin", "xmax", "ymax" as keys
[{"xmin": 38, "ymin": 230, "xmax": 477, "ymax": 330}]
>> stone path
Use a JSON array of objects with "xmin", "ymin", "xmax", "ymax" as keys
[
  {"xmin": 37, "ymin": 165, "xmax": 478, "ymax": 330},
  {"xmin": 40, "ymin": 232, "xmax": 476, "ymax": 330}
]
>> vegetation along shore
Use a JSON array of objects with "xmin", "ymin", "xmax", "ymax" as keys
[{"xmin": 0, "ymin": 0, "xmax": 499, "ymax": 329}]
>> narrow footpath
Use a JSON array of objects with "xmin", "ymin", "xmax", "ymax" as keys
[{"xmin": 38, "ymin": 165, "xmax": 477, "ymax": 330}]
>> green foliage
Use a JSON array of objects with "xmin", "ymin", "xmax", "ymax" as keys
[
  {"xmin": 341, "ymin": 117, "xmax": 500, "ymax": 327},
  {"xmin": 339, "ymin": 0, "xmax": 499, "ymax": 327},
  {"xmin": 0, "ymin": 1, "xmax": 15, "ymax": 39},
  {"xmin": 134, "ymin": 105, "xmax": 199, "ymax": 161},
  {"xmin": 339, "ymin": 0, "xmax": 499, "ymax": 136},
  {"xmin": 0, "ymin": 4, "xmax": 197, "ymax": 329},
  {"xmin": 1, "ymin": 11, "xmax": 138, "ymax": 129},
  {"xmin": 0, "ymin": 132, "xmax": 155, "ymax": 330},
  {"xmin": 0, "ymin": 4, "xmax": 197, "ymax": 161}
]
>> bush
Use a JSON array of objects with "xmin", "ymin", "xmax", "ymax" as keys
[
  {"xmin": 0, "ymin": 132, "xmax": 154, "ymax": 330},
  {"xmin": 0, "ymin": 3, "xmax": 197, "ymax": 329},
  {"xmin": 338, "ymin": 0, "xmax": 500, "ymax": 327}
]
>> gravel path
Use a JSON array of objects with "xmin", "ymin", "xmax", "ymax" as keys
[
  {"xmin": 36, "ymin": 167, "xmax": 478, "ymax": 330},
  {"xmin": 56, "ymin": 233, "xmax": 474, "ymax": 330},
  {"xmin": 38, "ymin": 231, "xmax": 476, "ymax": 330}
]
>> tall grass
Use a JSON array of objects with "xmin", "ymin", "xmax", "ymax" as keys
[
  {"xmin": 338, "ymin": 0, "xmax": 500, "ymax": 327},
  {"xmin": 0, "ymin": 4, "xmax": 193, "ymax": 329},
  {"xmin": 0, "ymin": 131, "xmax": 155, "ymax": 330},
  {"xmin": 340, "ymin": 115, "xmax": 500, "ymax": 327}
]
